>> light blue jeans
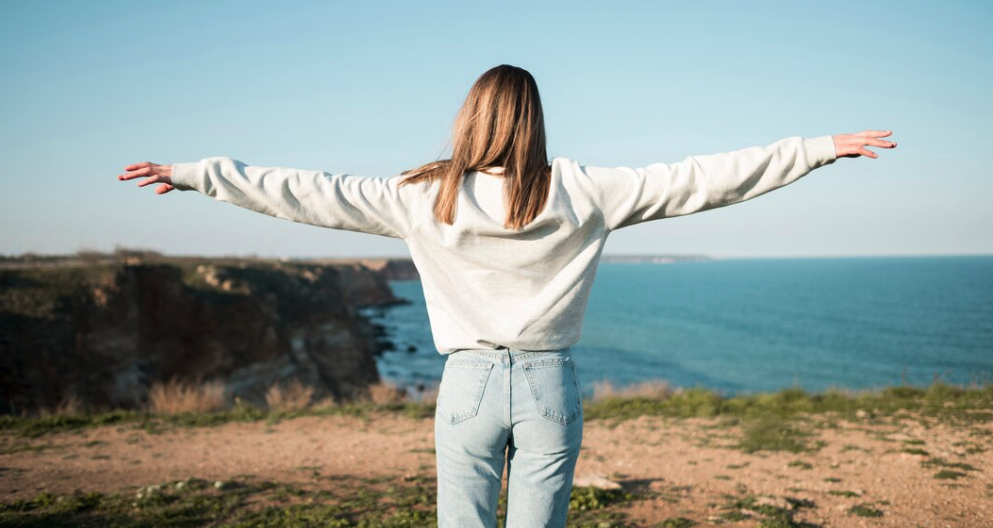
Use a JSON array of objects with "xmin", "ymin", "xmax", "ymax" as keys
[{"xmin": 434, "ymin": 347, "xmax": 584, "ymax": 528}]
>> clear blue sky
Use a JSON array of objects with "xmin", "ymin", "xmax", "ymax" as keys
[{"xmin": 2, "ymin": 0, "xmax": 990, "ymax": 259}]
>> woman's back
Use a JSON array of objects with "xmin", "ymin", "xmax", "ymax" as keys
[{"xmin": 403, "ymin": 158, "xmax": 608, "ymax": 354}]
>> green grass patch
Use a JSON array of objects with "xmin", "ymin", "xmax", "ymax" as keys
[
  {"xmin": 4, "ymin": 379, "xmax": 991, "ymax": 441},
  {"xmin": 932, "ymin": 470, "xmax": 968, "ymax": 480},
  {"xmin": 848, "ymin": 503, "xmax": 884, "ymax": 517},
  {"xmin": 921, "ymin": 457, "xmax": 979, "ymax": 472},
  {"xmin": 720, "ymin": 494, "xmax": 818, "ymax": 527},
  {"xmin": 658, "ymin": 517, "xmax": 696, "ymax": 527},
  {"xmin": 828, "ymin": 490, "xmax": 860, "ymax": 497},
  {"xmin": 0, "ymin": 400, "xmax": 435, "ymax": 439},
  {"xmin": 583, "ymin": 381, "xmax": 993, "ymax": 424},
  {"xmin": 0, "ymin": 476, "xmax": 649, "ymax": 528},
  {"xmin": 0, "ymin": 441, "xmax": 60, "ymax": 455},
  {"xmin": 758, "ymin": 517, "xmax": 816, "ymax": 528},
  {"xmin": 738, "ymin": 417, "xmax": 819, "ymax": 454},
  {"xmin": 720, "ymin": 509, "xmax": 750, "ymax": 521},
  {"xmin": 568, "ymin": 486, "xmax": 633, "ymax": 511}
]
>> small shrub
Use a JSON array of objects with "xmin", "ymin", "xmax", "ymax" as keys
[
  {"xmin": 591, "ymin": 379, "xmax": 677, "ymax": 402},
  {"xmin": 366, "ymin": 382, "xmax": 408, "ymax": 404},
  {"xmin": 310, "ymin": 395, "xmax": 338, "ymax": 410},
  {"xmin": 147, "ymin": 377, "xmax": 226, "ymax": 414},
  {"xmin": 265, "ymin": 379, "xmax": 316, "ymax": 412},
  {"xmin": 569, "ymin": 486, "xmax": 631, "ymax": 511},
  {"xmin": 417, "ymin": 383, "xmax": 440, "ymax": 404},
  {"xmin": 39, "ymin": 392, "xmax": 86, "ymax": 417}
]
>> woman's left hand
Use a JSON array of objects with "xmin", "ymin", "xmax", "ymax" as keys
[{"xmin": 118, "ymin": 162, "xmax": 175, "ymax": 194}]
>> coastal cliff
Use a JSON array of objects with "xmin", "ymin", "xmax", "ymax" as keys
[{"xmin": 0, "ymin": 252, "xmax": 418, "ymax": 415}]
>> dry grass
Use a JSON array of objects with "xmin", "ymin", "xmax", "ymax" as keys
[
  {"xmin": 39, "ymin": 392, "xmax": 86, "ymax": 417},
  {"xmin": 310, "ymin": 395, "xmax": 338, "ymax": 410},
  {"xmin": 590, "ymin": 379, "xmax": 680, "ymax": 403},
  {"xmin": 823, "ymin": 384, "xmax": 862, "ymax": 398},
  {"xmin": 417, "ymin": 383, "xmax": 440, "ymax": 404},
  {"xmin": 147, "ymin": 377, "xmax": 227, "ymax": 414},
  {"xmin": 265, "ymin": 379, "xmax": 316, "ymax": 412},
  {"xmin": 365, "ymin": 382, "xmax": 409, "ymax": 404}
]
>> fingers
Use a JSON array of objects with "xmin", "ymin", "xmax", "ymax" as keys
[
  {"xmin": 118, "ymin": 166, "xmax": 151, "ymax": 181},
  {"xmin": 136, "ymin": 175, "xmax": 164, "ymax": 187},
  {"xmin": 858, "ymin": 147, "xmax": 879, "ymax": 159},
  {"xmin": 854, "ymin": 130, "xmax": 892, "ymax": 138},
  {"xmin": 866, "ymin": 137, "xmax": 897, "ymax": 148},
  {"xmin": 118, "ymin": 161, "xmax": 173, "ymax": 194},
  {"xmin": 836, "ymin": 131, "xmax": 897, "ymax": 160}
]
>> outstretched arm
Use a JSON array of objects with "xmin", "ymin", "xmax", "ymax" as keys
[
  {"xmin": 118, "ymin": 157, "xmax": 414, "ymax": 239},
  {"xmin": 578, "ymin": 130, "xmax": 896, "ymax": 231}
]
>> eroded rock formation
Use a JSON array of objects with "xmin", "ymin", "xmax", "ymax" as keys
[{"xmin": 0, "ymin": 254, "xmax": 416, "ymax": 414}]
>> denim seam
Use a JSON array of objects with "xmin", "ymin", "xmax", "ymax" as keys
[
  {"xmin": 446, "ymin": 359, "xmax": 495, "ymax": 369},
  {"xmin": 522, "ymin": 358, "xmax": 575, "ymax": 369},
  {"xmin": 453, "ymin": 349, "xmax": 571, "ymax": 362},
  {"xmin": 504, "ymin": 362, "xmax": 511, "ymax": 429}
]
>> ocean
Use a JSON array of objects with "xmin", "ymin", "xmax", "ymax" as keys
[{"xmin": 361, "ymin": 255, "xmax": 993, "ymax": 398}]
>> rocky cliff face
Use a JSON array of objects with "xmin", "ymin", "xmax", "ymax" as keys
[
  {"xmin": 306, "ymin": 257, "xmax": 421, "ymax": 282},
  {"xmin": 0, "ymin": 254, "xmax": 416, "ymax": 414},
  {"xmin": 356, "ymin": 258, "xmax": 421, "ymax": 281}
]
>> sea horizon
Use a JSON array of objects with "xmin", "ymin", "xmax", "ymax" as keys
[{"xmin": 366, "ymin": 254, "xmax": 993, "ymax": 398}]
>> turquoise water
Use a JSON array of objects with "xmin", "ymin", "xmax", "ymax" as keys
[{"xmin": 363, "ymin": 256, "xmax": 993, "ymax": 397}]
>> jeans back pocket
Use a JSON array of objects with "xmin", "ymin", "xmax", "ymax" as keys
[
  {"xmin": 523, "ymin": 358, "xmax": 583, "ymax": 425},
  {"xmin": 437, "ymin": 359, "xmax": 494, "ymax": 424}
]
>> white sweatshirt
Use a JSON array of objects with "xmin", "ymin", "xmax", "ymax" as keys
[{"xmin": 171, "ymin": 135, "xmax": 838, "ymax": 354}]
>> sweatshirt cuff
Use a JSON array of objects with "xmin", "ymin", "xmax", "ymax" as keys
[
  {"xmin": 170, "ymin": 161, "xmax": 201, "ymax": 192},
  {"xmin": 803, "ymin": 135, "xmax": 838, "ymax": 169}
]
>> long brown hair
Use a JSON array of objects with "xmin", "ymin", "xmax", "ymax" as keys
[{"xmin": 398, "ymin": 64, "xmax": 551, "ymax": 231}]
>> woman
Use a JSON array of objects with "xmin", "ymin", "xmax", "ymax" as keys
[{"xmin": 118, "ymin": 64, "xmax": 896, "ymax": 527}]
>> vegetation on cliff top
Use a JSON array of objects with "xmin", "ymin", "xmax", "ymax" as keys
[{"xmin": 3, "ymin": 378, "xmax": 990, "ymax": 452}]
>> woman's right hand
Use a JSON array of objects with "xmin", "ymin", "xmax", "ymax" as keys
[{"xmin": 833, "ymin": 130, "xmax": 898, "ymax": 159}]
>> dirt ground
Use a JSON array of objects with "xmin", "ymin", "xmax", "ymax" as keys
[{"xmin": 2, "ymin": 411, "xmax": 991, "ymax": 527}]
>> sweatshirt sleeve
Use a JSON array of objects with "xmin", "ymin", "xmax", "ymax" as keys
[
  {"xmin": 169, "ymin": 157, "xmax": 413, "ymax": 239},
  {"xmin": 578, "ymin": 135, "xmax": 838, "ymax": 231}
]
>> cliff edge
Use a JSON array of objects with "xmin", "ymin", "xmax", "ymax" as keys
[{"xmin": 0, "ymin": 252, "xmax": 418, "ymax": 414}]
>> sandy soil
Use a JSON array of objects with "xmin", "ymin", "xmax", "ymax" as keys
[{"xmin": 2, "ymin": 411, "xmax": 991, "ymax": 527}]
